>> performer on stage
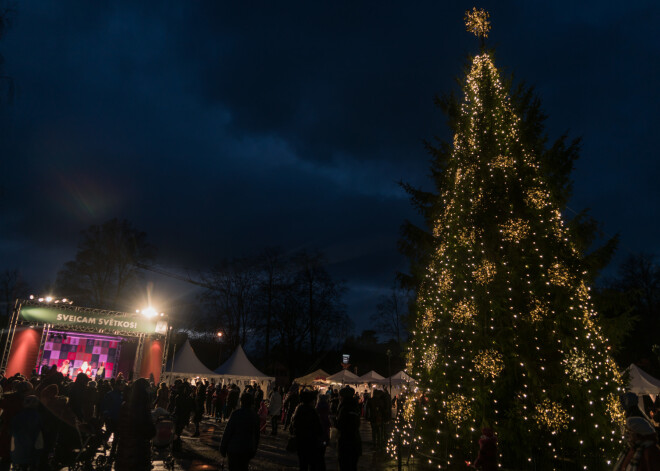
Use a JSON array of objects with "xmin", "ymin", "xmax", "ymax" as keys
[
  {"xmin": 96, "ymin": 362, "xmax": 105, "ymax": 380},
  {"xmin": 58, "ymin": 359, "xmax": 70, "ymax": 377},
  {"xmin": 79, "ymin": 361, "xmax": 91, "ymax": 377}
]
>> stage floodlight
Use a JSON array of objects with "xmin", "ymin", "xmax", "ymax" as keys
[{"xmin": 142, "ymin": 307, "xmax": 158, "ymax": 318}]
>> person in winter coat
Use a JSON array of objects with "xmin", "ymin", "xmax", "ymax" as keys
[
  {"xmin": 291, "ymin": 390, "xmax": 325, "ymax": 471},
  {"xmin": 154, "ymin": 383, "xmax": 169, "ymax": 409},
  {"xmin": 336, "ymin": 386, "xmax": 362, "ymax": 471},
  {"xmin": 101, "ymin": 379, "xmax": 124, "ymax": 460},
  {"xmin": 215, "ymin": 385, "xmax": 229, "ymax": 422},
  {"xmin": 220, "ymin": 393, "xmax": 260, "ymax": 471},
  {"xmin": 613, "ymin": 417, "xmax": 660, "ymax": 471},
  {"xmin": 258, "ymin": 401, "xmax": 269, "ymax": 433},
  {"xmin": 226, "ymin": 385, "xmax": 240, "ymax": 420},
  {"xmin": 316, "ymin": 394, "xmax": 331, "ymax": 471},
  {"xmin": 0, "ymin": 380, "xmax": 33, "ymax": 471},
  {"xmin": 37, "ymin": 384, "xmax": 61, "ymax": 470},
  {"xmin": 115, "ymin": 378, "xmax": 156, "ymax": 471},
  {"xmin": 268, "ymin": 387, "xmax": 282, "ymax": 436},
  {"xmin": 469, "ymin": 427, "xmax": 497, "ymax": 471},
  {"xmin": 206, "ymin": 382, "xmax": 215, "ymax": 417},
  {"xmin": 172, "ymin": 382, "xmax": 192, "ymax": 451},
  {"xmin": 254, "ymin": 385, "xmax": 264, "ymax": 413},
  {"xmin": 193, "ymin": 383, "xmax": 206, "ymax": 437},
  {"xmin": 283, "ymin": 387, "xmax": 300, "ymax": 431},
  {"xmin": 10, "ymin": 394, "xmax": 43, "ymax": 470},
  {"xmin": 46, "ymin": 394, "xmax": 80, "ymax": 468},
  {"xmin": 67, "ymin": 373, "xmax": 90, "ymax": 421},
  {"xmin": 82, "ymin": 380, "xmax": 98, "ymax": 421},
  {"xmin": 365, "ymin": 390, "xmax": 384, "ymax": 451}
]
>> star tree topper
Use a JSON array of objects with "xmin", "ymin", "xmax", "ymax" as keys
[{"xmin": 465, "ymin": 7, "xmax": 491, "ymax": 39}]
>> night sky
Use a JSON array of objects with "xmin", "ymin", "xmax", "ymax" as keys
[{"xmin": 0, "ymin": 2, "xmax": 658, "ymax": 331}]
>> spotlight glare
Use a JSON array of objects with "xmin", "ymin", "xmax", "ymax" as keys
[{"xmin": 142, "ymin": 307, "xmax": 158, "ymax": 318}]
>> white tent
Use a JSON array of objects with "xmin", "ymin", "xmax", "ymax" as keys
[
  {"xmin": 294, "ymin": 369, "xmax": 330, "ymax": 386},
  {"xmin": 627, "ymin": 364, "xmax": 660, "ymax": 395},
  {"xmin": 358, "ymin": 370, "xmax": 385, "ymax": 383},
  {"xmin": 383, "ymin": 370, "xmax": 416, "ymax": 397},
  {"xmin": 161, "ymin": 339, "xmax": 219, "ymax": 384},
  {"xmin": 326, "ymin": 369, "xmax": 361, "ymax": 385},
  {"xmin": 388, "ymin": 370, "xmax": 415, "ymax": 385},
  {"xmin": 214, "ymin": 345, "xmax": 274, "ymax": 391}
]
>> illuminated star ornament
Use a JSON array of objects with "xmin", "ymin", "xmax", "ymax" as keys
[{"xmin": 464, "ymin": 7, "xmax": 491, "ymax": 40}]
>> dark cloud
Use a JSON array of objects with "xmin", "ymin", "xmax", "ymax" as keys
[{"xmin": 0, "ymin": 1, "xmax": 658, "ymax": 329}]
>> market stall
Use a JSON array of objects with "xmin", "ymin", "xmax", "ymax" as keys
[
  {"xmin": 161, "ymin": 339, "xmax": 219, "ymax": 384},
  {"xmin": 214, "ymin": 345, "xmax": 274, "ymax": 392},
  {"xmin": 294, "ymin": 368, "xmax": 330, "ymax": 386}
]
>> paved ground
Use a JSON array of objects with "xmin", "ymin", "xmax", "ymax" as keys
[{"xmin": 151, "ymin": 416, "xmax": 405, "ymax": 471}]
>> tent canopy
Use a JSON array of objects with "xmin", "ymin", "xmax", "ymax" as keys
[
  {"xmin": 214, "ymin": 345, "xmax": 274, "ymax": 380},
  {"xmin": 326, "ymin": 369, "xmax": 361, "ymax": 384},
  {"xmin": 294, "ymin": 369, "xmax": 330, "ymax": 385},
  {"xmin": 388, "ymin": 370, "xmax": 415, "ymax": 385},
  {"xmin": 627, "ymin": 364, "xmax": 660, "ymax": 395},
  {"xmin": 166, "ymin": 339, "xmax": 217, "ymax": 378},
  {"xmin": 358, "ymin": 370, "xmax": 385, "ymax": 383}
]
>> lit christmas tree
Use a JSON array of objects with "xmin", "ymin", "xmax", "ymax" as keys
[{"xmin": 390, "ymin": 9, "xmax": 625, "ymax": 470}]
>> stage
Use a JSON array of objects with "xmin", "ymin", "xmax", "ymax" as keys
[{"xmin": 1, "ymin": 299, "xmax": 171, "ymax": 382}]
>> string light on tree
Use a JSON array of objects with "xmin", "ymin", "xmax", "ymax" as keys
[
  {"xmin": 473, "ymin": 260, "xmax": 496, "ymax": 284},
  {"xmin": 529, "ymin": 299, "xmax": 548, "ymax": 322},
  {"xmin": 562, "ymin": 351, "xmax": 595, "ymax": 382},
  {"xmin": 534, "ymin": 399, "xmax": 570, "ymax": 432},
  {"xmin": 500, "ymin": 218, "xmax": 531, "ymax": 242},
  {"xmin": 473, "ymin": 349, "xmax": 504, "ymax": 378},
  {"xmin": 445, "ymin": 393, "xmax": 474, "ymax": 425},
  {"xmin": 491, "ymin": 154, "xmax": 515, "ymax": 169},
  {"xmin": 548, "ymin": 263, "xmax": 572, "ymax": 286},
  {"xmin": 450, "ymin": 299, "xmax": 478, "ymax": 325},
  {"xmin": 389, "ymin": 8, "xmax": 623, "ymax": 469},
  {"xmin": 464, "ymin": 7, "xmax": 491, "ymax": 39}
]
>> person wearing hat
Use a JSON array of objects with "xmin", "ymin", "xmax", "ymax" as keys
[
  {"xmin": 613, "ymin": 416, "xmax": 660, "ymax": 470},
  {"xmin": 336, "ymin": 386, "xmax": 362, "ymax": 471}
]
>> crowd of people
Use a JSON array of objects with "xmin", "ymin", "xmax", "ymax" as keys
[
  {"xmin": 0, "ymin": 366, "xmax": 161, "ymax": 471},
  {"xmin": 0, "ymin": 363, "xmax": 403, "ymax": 471},
  {"xmin": 219, "ymin": 383, "xmax": 392, "ymax": 471}
]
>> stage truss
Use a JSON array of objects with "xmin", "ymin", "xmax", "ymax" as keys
[{"xmin": 1, "ymin": 299, "xmax": 171, "ymax": 380}]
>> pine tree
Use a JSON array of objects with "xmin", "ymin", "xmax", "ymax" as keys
[{"xmin": 390, "ymin": 9, "xmax": 624, "ymax": 470}]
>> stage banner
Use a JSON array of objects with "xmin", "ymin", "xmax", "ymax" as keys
[{"xmin": 19, "ymin": 305, "xmax": 168, "ymax": 335}]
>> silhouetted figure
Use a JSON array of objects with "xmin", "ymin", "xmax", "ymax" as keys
[
  {"xmin": 115, "ymin": 378, "xmax": 156, "ymax": 471},
  {"xmin": 336, "ymin": 387, "xmax": 361, "ymax": 471},
  {"xmin": 220, "ymin": 393, "xmax": 260, "ymax": 471},
  {"xmin": 292, "ymin": 390, "xmax": 325, "ymax": 471}
]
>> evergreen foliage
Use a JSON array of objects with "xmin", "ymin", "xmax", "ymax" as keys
[{"xmin": 390, "ymin": 50, "xmax": 624, "ymax": 469}]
